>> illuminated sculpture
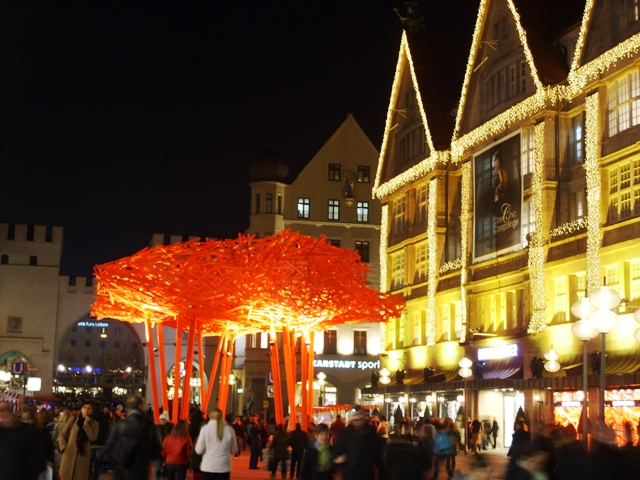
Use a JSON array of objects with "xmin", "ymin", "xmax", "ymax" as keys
[{"xmin": 92, "ymin": 230, "xmax": 404, "ymax": 429}]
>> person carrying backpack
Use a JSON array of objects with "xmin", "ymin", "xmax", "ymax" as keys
[
  {"xmin": 105, "ymin": 395, "xmax": 162, "ymax": 480},
  {"xmin": 431, "ymin": 419, "xmax": 455, "ymax": 480}
]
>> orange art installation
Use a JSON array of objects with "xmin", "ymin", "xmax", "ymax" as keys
[{"xmin": 91, "ymin": 230, "xmax": 405, "ymax": 427}]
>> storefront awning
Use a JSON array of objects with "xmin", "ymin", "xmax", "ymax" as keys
[
  {"xmin": 547, "ymin": 349, "xmax": 640, "ymax": 378},
  {"xmin": 481, "ymin": 356, "xmax": 524, "ymax": 379}
]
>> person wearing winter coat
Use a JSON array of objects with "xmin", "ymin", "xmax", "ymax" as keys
[
  {"xmin": 194, "ymin": 408, "xmax": 238, "ymax": 478},
  {"xmin": 269, "ymin": 424, "xmax": 291, "ymax": 479},
  {"xmin": 384, "ymin": 430, "xmax": 424, "ymax": 480},
  {"xmin": 59, "ymin": 403, "xmax": 100, "ymax": 480},
  {"xmin": 333, "ymin": 409, "xmax": 387, "ymax": 480},
  {"xmin": 289, "ymin": 422, "xmax": 310, "ymax": 479},
  {"xmin": 301, "ymin": 423, "xmax": 334, "ymax": 480},
  {"xmin": 162, "ymin": 420, "xmax": 192, "ymax": 480}
]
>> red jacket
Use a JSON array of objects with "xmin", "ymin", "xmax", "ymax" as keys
[{"xmin": 162, "ymin": 434, "xmax": 192, "ymax": 465}]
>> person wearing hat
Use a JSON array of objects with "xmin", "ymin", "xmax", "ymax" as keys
[
  {"xmin": 333, "ymin": 408, "xmax": 387, "ymax": 480},
  {"xmin": 155, "ymin": 411, "xmax": 174, "ymax": 479}
]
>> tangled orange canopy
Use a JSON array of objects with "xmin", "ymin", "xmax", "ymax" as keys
[{"xmin": 91, "ymin": 229, "xmax": 404, "ymax": 335}]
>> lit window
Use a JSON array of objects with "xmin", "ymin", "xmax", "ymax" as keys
[
  {"xmin": 441, "ymin": 305, "xmax": 451, "ymax": 342},
  {"xmin": 454, "ymin": 302, "xmax": 463, "ymax": 339},
  {"xmin": 555, "ymin": 277, "xmax": 567, "ymax": 322},
  {"xmin": 297, "ymin": 198, "xmax": 310, "ymax": 219},
  {"xmin": 356, "ymin": 201, "xmax": 369, "ymax": 222},
  {"xmin": 570, "ymin": 114, "xmax": 584, "ymax": 164},
  {"xmin": 353, "ymin": 331, "xmax": 367, "ymax": 356},
  {"xmin": 392, "ymin": 196, "xmax": 406, "ymax": 233},
  {"xmin": 413, "ymin": 312, "xmax": 422, "ymax": 345},
  {"xmin": 328, "ymin": 200, "xmax": 340, "ymax": 220},
  {"xmin": 357, "ymin": 165, "xmax": 370, "ymax": 183},
  {"xmin": 607, "ymin": 69, "xmax": 640, "ymax": 137},
  {"xmin": 415, "ymin": 242, "xmax": 427, "ymax": 282},
  {"xmin": 355, "ymin": 241, "xmax": 369, "ymax": 263},
  {"xmin": 521, "ymin": 127, "xmax": 534, "ymax": 175},
  {"xmin": 391, "ymin": 251, "xmax": 405, "ymax": 289},
  {"xmin": 575, "ymin": 189, "xmax": 586, "ymax": 220},
  {"xmin": 606, "ymin": 265, "xmax": 620, "ymax": 294},
  {"xmin": 328, "ymin": 163, "xmax": 341, "ymax": 181},
  {"xmin": 629, "ymin": 261, "xmax": 640, "ymax": 303},
  {"xmin": 521, "ymin": 199, "xmax": 535, "ymax": 247},
  {"xmin": 266, "ymin": 194, "xmax": 273, "ymax": 213},
  {"xmin": 416, "ymin": 185, "xmax": 427, "ymax": 224}
]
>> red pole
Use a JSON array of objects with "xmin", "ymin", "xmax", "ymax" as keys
[
  {"xmin": 203, "ymin": 331, "xmax": 225, "ymax": 414},
  {"xmin": 271, "ymin": 332, "xmax": 284, "ymax": 426},
  {"xmin": 307, "ymin": 331, "xmax": 315, "ymax": 424},
  {"xmin": 171, "ymin": 316, "xmax": 182, "ymax": 424},
  {"xmin": 157, "ymin": 324, "xmax": 169, "ymax": 414},
  {"xmin": 144, "ymin": 317, "xmax": 160, "ymax": 423},
  {"xmin": 181, "ymin": 316, "xmax": 196, "ymax": 420},
  {"xmin": 198, "ymin": 332, "xmax": 206, "ymax": 407},
  {"xmin": 300, "ymin": 333, "xmax": 308, "ymax": 432}
]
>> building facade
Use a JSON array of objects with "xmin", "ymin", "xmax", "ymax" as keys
[
  {"xmin": 238, "ymin": 114, "xmax": 384, "ymax": 418},
  {"xmin": 366, "ymin": 0, "xmax": 640, "ymax": 448}
]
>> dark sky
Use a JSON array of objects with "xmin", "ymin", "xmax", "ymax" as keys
[{"xmin": 1, "ymin": 1, "xmax": 478, "ymax": 277}]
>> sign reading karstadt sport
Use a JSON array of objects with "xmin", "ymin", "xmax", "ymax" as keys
[{"xmin": 313, "ymin": 359, "xmax": 380, "ymax": 370}]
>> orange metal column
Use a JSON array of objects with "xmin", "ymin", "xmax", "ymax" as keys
[
  {"xmin": 281, "ymin": 326, "xmax": 295, "ymax": 431},
  {"xmin": 270, "ymin": 333, "xmax": 283, "ymax": 426},
  {"xmin": 217, "ymin": 339, "xmax": 230, "ymax": 413},
  {"xmin": 157, "ymin": 324, "xmax": 169, "ymax": 414},
  {"xmin": 300, "ymin": 334, "xmax": 308, "ymax": 432},
  {"xmin": 307, "ymin": 331, "xmax": 315, "ymax": 423},
  {"xmin": 171, "ymin": 317, "xmax": 183, "ymax": 424},
  {"xmin": 144, "ymin": 317, "xmax": 160, "ymax": 423},
  {"xmin": 181, "ymin": 316, "xmax": 196, "ymax": 420},
  {"xmin": 198, "ymin": 332, "xmax": 206, "ymax": 407},
  {"xmin": 203, "ymin": 332, "xmax": 225, "ymax": 414}
]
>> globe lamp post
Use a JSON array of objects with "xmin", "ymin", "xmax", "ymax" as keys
[{"xmin": 458, "ymin": 357, "xmax": 473, "ymax": 454}]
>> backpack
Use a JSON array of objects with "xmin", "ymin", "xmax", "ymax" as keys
[{"xmin": 433, "ymin": 431, "xmax": 454, "ymax": 456}]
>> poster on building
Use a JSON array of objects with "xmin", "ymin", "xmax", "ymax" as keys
[{"xmin": 473, "ymin": 133, "xmax": 522, "ymax": 261}]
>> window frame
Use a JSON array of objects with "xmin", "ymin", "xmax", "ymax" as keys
[{"xmin": 297, "ymin": 198, "xmax": 310, "ymax": 219}]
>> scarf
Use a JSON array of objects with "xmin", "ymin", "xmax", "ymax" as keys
[
  {"xmin": 75, "ymin": 416, "xmax": 89, "ymax": 454},
  {"xmin": 316, "ymin": 441, "xmax": 331, "ymax": 472}
]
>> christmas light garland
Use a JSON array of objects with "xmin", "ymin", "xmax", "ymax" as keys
[
  {"xmin": 527, "ymin": 122, "xmax": 547, "ymax": 334},
  {"xmin": 585, "ymin": 93, "xmax": 601, "ymax": 292},
  {"xmin": 459, "ymin": 162, "xmax": 471, "ymax": 343},
  {"xmin": 549, "ymin": 218, "xmax": 588, "ymax": 239},
  {"xmin": 427, "ymin": 178, "xmax": 438, "ymax": 346},
  {"xmin": 438, "ymin": 258, "xmax": 463, "ymax": 276},
  {"xmin": 380, "ymin": 204, "xmax": 389, "ymax": 293}
]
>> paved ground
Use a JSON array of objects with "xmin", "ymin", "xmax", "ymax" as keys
[{"xmin": 96, "ymin": 446, "xmax": 510, "ymax": 480}]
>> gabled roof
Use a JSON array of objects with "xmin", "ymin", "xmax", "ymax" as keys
[{"xmin": 373, "ymin": 30, "xmax": 470, "ymax": 198}]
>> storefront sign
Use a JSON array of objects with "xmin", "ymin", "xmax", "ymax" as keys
[
  {"xmin": 77, "ymin": 321, "xmax": 109, "ymax": 328},
  {"xmin": 313, "ymin": 359, "xmax": 380, "ymax": 371},
  {"xmin": 477, "ymin": 343, "xmax": 518, "ymax": 361}
]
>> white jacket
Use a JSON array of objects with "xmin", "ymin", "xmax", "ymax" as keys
[{"xmin": 195, "ymin": 420, "xmax": 238, "ymax": 473}]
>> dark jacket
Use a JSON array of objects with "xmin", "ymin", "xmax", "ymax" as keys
[
  {"xmin": 289, "ymin": 426, "xmax": 310, "ymax": 451},
  {"xmin": 156, "ymin": 421, "xmax": 174, "ymax": 445},
  {"xmin": 300, "ymin": 439, "xmax": 333, "ymax": 480},
  {"xmin": 333, "ymin": 423, "xmax": 387, "ymax": 480},
  {"xmin": 384, "ymin": 436, "xmax": 424, "ymax": 480},
  {"xmin": 271, "ymin": 429, "xmax": 291, "ymax": 460},
  {"xmin": 0, "ymin": 421, "xmax": 46, "ymax": 480},
  {"xmin": 105, "ymin": 409, "xmax": 161, "ymax": 480},
  {"xmin": 92, "ymin": 409, "xmax": 112, "ymax": 446}
]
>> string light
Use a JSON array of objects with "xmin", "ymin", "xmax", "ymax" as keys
[
  {"xmin": 380, "ymin": 204, "xmax": 389, "ymax": 293},
  {"xmin": 459, "ymin": 162, "xmax": 471, "ymax": 343},
  {"xmin": 438, "ymin": 258, "xmax": 462, "ymax": 276},
  {"xmin": 549, "ymin": 218, "xmax": 588, "ymax": 239},
  {"xmin": 427, "ymin": 178, "xmax": 437, "ymax": 346},
  {"xmin": 527, "ymin": 122, "xmax": 546, "ymax": 334},
  {"xmin": 585, "ymin": 93, "xmax": 601, "ymax": 292}
]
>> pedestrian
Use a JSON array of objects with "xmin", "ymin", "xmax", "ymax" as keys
[
  {"xmin": 333, "ymin": 408, "xmax": 387, "ymax": 480},
  {"xmin": 377, "ymin": 415, "xmax": 390, "ymax": 446},
  {"xmin": 89, "ymin": 401, "xmax": 111, "ymax": 480},
  {"xmin": 418, "ymin": 417, "xmax": 436, "ymax": 472},
  {"xmin": 231, "ymin": 417, "xmax": 246, "ymax": 459},
  {"xmin": 59, "ymin": 402, "xmax": 100, "ymax": 480},
  {"xmin": 289, "ymin": 422, "xmax": 309, "ymax": 479},
  {"xmin": 162, "ymin": 419, "xmax": 192, "ymax": 480},
  {"xmin": 507, "ymin": 421, "xmax": 531, "ymax": 463},
  {"xmin": 384, "ymin": 429, "xmax": 424, "ymax": 480},
  {"xmin": 300, "ymin": 423, "xmax": 334, "ymax": 480},
  {"xmin": 189, "ymin": 406, "xmax": 206, "ymax": 443},
  {"xmin": 247, "ymin": 418, "xmax": 262, "ymax": 469},
  {"xmin": 195, "ymin": 408, "xmax": 238, "ymax": 480},
  {"xmin": 0, "ymin": 401, "xmax": 47, "ymax": 480},
  {"xmin": 20, "ymin": 404, "xmax": 56, "ymax": 467},
  {"xmin": 328, "ymin": 414, "xmax": 346, "ymax": 439},
  {"xmin": 105, "ymin": 395, "xmax": 162, "ymax": 480},
  {"xmin": 269, "ymin": 423, "xmax": 291, "ymax": 479},
  {"xmin": 431, "ymin": 418, "xmax": 455, "ymax": 480},
  {"xmin": 492, "ymin": 418, "xmax": 499, "ymax": 449},
  {"xmin": 155, "ymin": 410, "xmax": 175, "ymax": 479},
  {"xmin": 471, "ymin": 414, "xmax": 482, "ymax": 454}
]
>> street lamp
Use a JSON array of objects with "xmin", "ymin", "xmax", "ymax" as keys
[
  {"xmin": 379, "ymin": 368, "xmax": 391, "ymax": 418},
  {"xmin": 570, "ymin": 319, "xmax": 598, "ymax": 449},
  {"xmin": 458, "ymin": 357, "xmax": 473, "ymax": 455},
  {"xmin": 571, "ymin": 284, "xmax": 621, "ymax": 439},
  {"xmin": 316, "ymin": 372, "xmax": 327, "ymax": 406},
  {"xmin": 544, "ymin": 346, "xmax": 560, "ymax": 424}
]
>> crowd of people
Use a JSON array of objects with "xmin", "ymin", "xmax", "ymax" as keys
[{"xmin": 2, "ymin": 395, "xmax": 640, "ymax": 480}]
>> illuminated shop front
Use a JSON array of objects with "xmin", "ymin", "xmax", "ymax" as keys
[{"xmin": 167, "ymin": 362, "xmax": 206, "ymax": 406}]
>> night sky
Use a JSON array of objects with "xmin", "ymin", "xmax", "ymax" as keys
[{"xmin": 1, "ymin": 1, "xmax": 478, "ymax": 277}]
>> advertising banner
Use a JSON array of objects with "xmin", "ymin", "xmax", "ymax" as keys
[{"xmin": 473, "ymin": 133, "xmax": 522, "ymax": 261}]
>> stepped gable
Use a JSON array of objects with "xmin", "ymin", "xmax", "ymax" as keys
[
  {"xmin": 405, "ymin": 31, "xmax": 471, "ymax": 149},
  {"xmin": 249, "ymin": 149, "xmax": 289, "ymax": 183},
  {"xmin": 513, "ymin": 0, "xmax": 586, "ymax": 85}
]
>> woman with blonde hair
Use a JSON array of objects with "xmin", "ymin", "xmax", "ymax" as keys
[
  {"xmin": 162, "ymin": 419, "xmax": 192, "ymax": 480},
  {"xmin": 59, "ymin": 403, "xmax": 99, "ymax": 480},
  {"xmin": 195, "ymin": 408, "xmax": 238, "ymax": 480}
]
